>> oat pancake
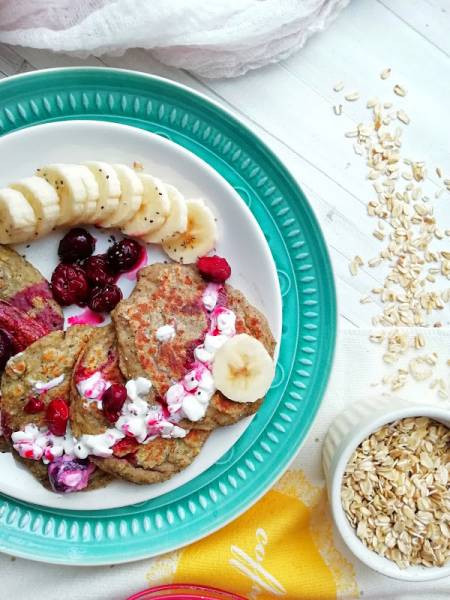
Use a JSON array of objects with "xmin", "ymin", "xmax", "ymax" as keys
[
  {"xmin": 1, "ymin": 325, "xmax": 111, "ymax": 491},
  {"xmin": 70, "ymin": 325, "xmax": 210, "ymax": 484},
  {"xmin": 0, "ymin": 246, "xmax": 64, "ymax": 450},
  {"xmin": 0, "ymin": 245, "xmax": 64, "ymax": 345},
  {"xmin": 112, "ymin": 263, "xmax": 276, "ymax": 430}
]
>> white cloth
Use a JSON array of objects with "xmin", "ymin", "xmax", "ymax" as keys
[
  {"xmin": 1, "ymin": 327, "xmax": 449, "ymax": 598},
  {"xmin": 0, "ymin": 0, "xmax": 350, "ymax": 78}
]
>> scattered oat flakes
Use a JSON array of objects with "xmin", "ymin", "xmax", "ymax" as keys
[
  {"xmin": 345, "ymin": 91, "xmax": 360, "ymax": 102},
  {"xmin": 393, "ymin": 84, "xmax": 407, "ymax": 97},
  {"xmin": 380, "ymin": 68, "xmax": 391, "ymax": 80},
  {"xmin": 333, "ymin": 81, "xmax": 344, "ymax": 92},
  {"xmin": 132, "ymin": 161, "xmax": 144, "ymax": 171},
  {"xmin": 397, "ymin": 110, "xmax": 410, "ymax": 125},
  {"xmin": 333, "ymin": 104, "xmax": 343, "ymax": 116}
]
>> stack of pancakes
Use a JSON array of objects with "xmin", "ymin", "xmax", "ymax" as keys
[{"xmin": 1, "ymin": 262, "xmax": 275, "ymax": 490}]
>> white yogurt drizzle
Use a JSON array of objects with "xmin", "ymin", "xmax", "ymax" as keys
[
  {"xmin": 12, "ymin": 376, "xmax": 186, "ymax": 464},
  {"xmin": 76, "ymin": 371, "xmax": 111, "ymax": 409},
  {"xmin": 30, "ymin": 374, "xmax": 65, "ymax": 394},
  {"xmin": 11, "ymin": 282, "xmax": 236, "ymax": 462},
  {"xmin": 165, "ymin": 283, "xmax": 236, "ymax": 422},
  {"xmin": 155, "ymin": 324, "xmax": 176, "ymax": 342}
]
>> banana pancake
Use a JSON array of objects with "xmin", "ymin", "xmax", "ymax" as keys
[
  {"xmin": 112, "ymin": 263, "xmax": 276, "ymax": 430},
  {"xmin": 1, "ymin": 326, "xmax": 112, "ymax": 492},
  {"xmin": 70, "ymin": 325, "xmax": 210, "ymax": 484}
]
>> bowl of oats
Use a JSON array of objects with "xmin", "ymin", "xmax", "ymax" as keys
[{"xmin": 322, "ymin": 395, "xmax": 450, "ymax": 581}]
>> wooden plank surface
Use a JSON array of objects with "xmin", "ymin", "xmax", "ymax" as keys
[{"xmin": 0, "ymin": 0, "xmax": 448, "ymax": 329}]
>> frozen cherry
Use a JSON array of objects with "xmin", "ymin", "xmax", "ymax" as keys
[
  {"xmin": 88, "ymin": 284, "xmax": 122, "ymax": 313},
  {"xmin": 24, "ymin": 397, "xmax": 45, "ymax": 414},
  {"xmin": 84, "ymin": 254, "xmax": 115, "ymax": 286},
  {"xmin": 46, "ymin": 398, "xmax": 69, "ymax": 436},
  {"xmin": 0, "ymin": 329, "xmax": 13, "ymax": 371},
  {"xmin": 58, "ymin": 228, "xmax": 96, "ymax": 263},
  {"xmin": 107, "ymin": 239, "xmax": 142, "ymax": 273},
  {"xmin": 112, "ymin": 437, "xmax": 140, "ymax": 457},
  {"xmin": 197, "ymin": 255, "xmax": 231, "ymax": 283},
  {"xmin": 102, "ymin": 383, "xmax": 127, "ymax": 423},
  {"xmin": 51, "ymin": 263, "xmax": 90, "ymax": 306}
]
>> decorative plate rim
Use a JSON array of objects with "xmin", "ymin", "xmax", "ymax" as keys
[{"xmin": 0, "ymin": 67, "xmax": 336, "ymax": 565}]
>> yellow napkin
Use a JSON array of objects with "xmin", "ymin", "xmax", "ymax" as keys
[{"xmin": 146, "ymin": 469, "xmax": 358, "ymax": 599}]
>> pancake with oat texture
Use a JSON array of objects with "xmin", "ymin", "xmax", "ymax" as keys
[
  {"xmin": 112, "ymin": 263, "xmax": 276, "ymax": 430},
  {"xmin": 0, "ymin": 245, "xmax": 64, "ymax": 451},
  {"xmin": 70, "ymin": 325, "xmax": 210, "ymax": 485},
  {"xmin": 1, "ymin": 326, "xmax": 112, "ymax": 491}
]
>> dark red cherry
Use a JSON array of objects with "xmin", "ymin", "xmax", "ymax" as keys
[
  {"xmin": 58, "ymin": 228, "xmax": 96, "ymax": 263},
  {"xmin": 51, "ymin": 263, "xmax": 90, "ymax": 306},
  {"xmin": 107, "ymin": 239, "xmax": 142, "ymax": 273}
]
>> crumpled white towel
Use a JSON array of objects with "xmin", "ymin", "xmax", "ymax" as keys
[{"xmin": 0, "ymin": 0, "xmax": 350, "ymax": 78}]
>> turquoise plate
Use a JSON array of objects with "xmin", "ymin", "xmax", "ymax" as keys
[{"xmin": 0, "ymin": 67, "xmax": 336, "ymax": 565}]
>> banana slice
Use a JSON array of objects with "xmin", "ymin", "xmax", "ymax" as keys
[
  {"xmin": 77, "ymin": 165, "xmax": 100, "ymax": 222},
  {"xmin": 0, "ymin": 188, "xmax": 37, "ymax": 244},
  {"xmin": 99, "ymin": 164, "xmax": 143, "ymax": 228},
  {"xmin": 84, "ymin": 161, "xmax": 121, "ymax": 224},
  {"xmin": 121, "ymin": 173, "xmax": 170, "ymax": 237},
  {"xmin": 36, "ymin": 164, "xmax": 88, "ymax": 226},
  {"xmin": 10, "ymin": 176, "xmax": 60, "ymax": 237},
  {"xmin": 212, "ymin": 333, "xmax": 274, "ymax": 403},
  {"xmin": 141, "ymin": 184, "xmax": 187, "ymax": 244},
  {"xmin": 162, "ymin": 198, "xmax": 217, "ymax": 263}
]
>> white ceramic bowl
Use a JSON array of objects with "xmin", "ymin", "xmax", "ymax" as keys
[{"xmin": 322, "ymin": 395, "xmax": 450, "ymax": 581}]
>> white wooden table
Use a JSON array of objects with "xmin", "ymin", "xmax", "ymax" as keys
[{"xmin": 0, "ymin": 0, "xmax": 449, "ymax": 329}]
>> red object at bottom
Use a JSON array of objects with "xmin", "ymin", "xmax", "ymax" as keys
[{"xmin": 126, "ymin": 584, "xmax": 246, "ymax": 600}]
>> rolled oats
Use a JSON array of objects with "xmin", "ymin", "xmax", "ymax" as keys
[{"xmin": 342, "ymin": 417, "xmax": 450, "ymax": 568}]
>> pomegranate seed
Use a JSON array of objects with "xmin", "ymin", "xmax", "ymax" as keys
[
  {"xmin": 83, "ymin": 254, "xmax": 115, "ymax": 286},
  {"xmin": 107, "ymin": 239, "xmax": 142, "ymax": 273},
  {"xmin": 46, "ymin": 398, "xmax": 69, "ymax": 436},
  {"xmin": 58, "ymin": 228, "xmax": 96, "ymax": 263},
  {"xmin": 88, "ymin": 284, "xmax": 123, "ymax": 313},
  {"xmin": 197, "ymin": 255, "xmax": 231, "ymax": 283},
  {"xmin": 51, "ymin": 263, "xmax": 90, "ymax": 306},
  {"xmin": 102, "ymin": 383, "xmax": 127, "ymax": 423},
  {"xmin": 24, "ymin": 397, "xmax": 45, "ymax": 414}
]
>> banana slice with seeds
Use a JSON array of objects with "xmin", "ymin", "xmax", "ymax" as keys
[
  {"xmin": 84, "ymin": 161, "xmax": 121, "ymax": 223},
  {"xmin": 212, "ymin": 333, "xmax": 274, "ymax": 403},
  {"xmin": 121, "ymin": 173, "xmax": 170, "ymax": 237},
  {"xmin": 99, "ymin": 164, "xmax": 143, "ymax": 228},
  {"xmin": 36, "ymin": 164, "xmax": 88, "ymax": 226},
  {"xmin": 162, "ymin": 198, "xmax": 217, "ymax": 263},
  {"xmin": 77, "ymin": 165, "xmax": 100, "ymax": 222},
  {"xmin": 0, "ymin": 188, "xmax": 37, "ymax": 244},
  {"xmin": 10, "ymin": 176, "xmax": 59, "ymax": 237},
  {"xmin": 141, "ymin": 184, "xmax": 187, "ymax": 244}
]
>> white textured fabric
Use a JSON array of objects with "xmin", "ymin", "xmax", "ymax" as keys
[
  {"xmin": 1, "ymin": 328, "xmax": 449, "ymax": 598},
  {"xmin": 0, "ymin": 0, "xmax": 350, "ymax": 78}
]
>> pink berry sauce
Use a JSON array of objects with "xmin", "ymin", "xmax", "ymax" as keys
[{"xmin": 68, "ymin": 308, "xmax": 105, "ymax": 327}]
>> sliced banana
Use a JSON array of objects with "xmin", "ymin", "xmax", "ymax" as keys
[
  {"xmin": 77, "ymin": 165, "xmax": 100, "ymax": 222},
  {"xmin": 84, "ymin": 161, "xmax": 121, "ymax": 224},
  {"xmin": 10, "ymin": 176, "xmax": 60, "ymax": 237},
  {"xmin": 36, "ymin": 164, "xmax": 88, "ymax": 226},
  {"xmin": 121, "ymin": 173, "xmax": 170, "ymax": 237},
  {"xmin": 141, "ymin": 184, "xmax": 187, "ymax": 244},
  {"xmin": 99, "ymin": 164, "xmax": 143, "ymax": 228},
  {"xmin": 162, "ymin": 198, "xmax": 217, "ymax": 263},
  {"xmin": 212, "ymin": 333, "xmax": 274, "ymax": 403},
  {"xmin": 0, "ymin": 188, "xmax": 37, "ymax": 243}
]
